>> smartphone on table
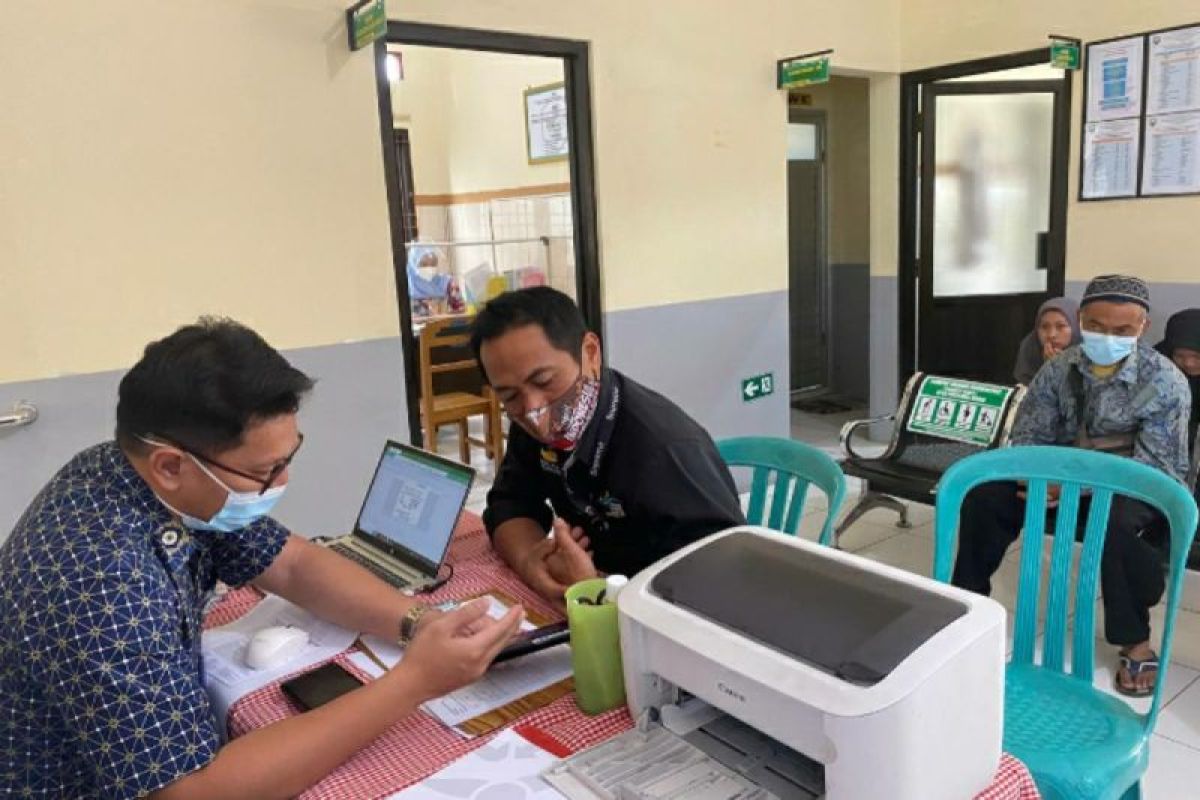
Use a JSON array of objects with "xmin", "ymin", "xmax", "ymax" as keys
[{"xmin": 281, "ymin": 661, "xmax": 365, "ymax": 711}]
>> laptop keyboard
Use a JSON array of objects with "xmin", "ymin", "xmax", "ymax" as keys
[{"xmin": 329, "ymin": 543, "xmax": 411, "ymax": 589}]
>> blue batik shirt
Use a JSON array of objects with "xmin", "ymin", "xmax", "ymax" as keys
[
  {"xmin": 0, "ymin": 442, "xmax": 289, "ymax": 798},
  {"xmin": 1012, "ymin": 342, "xmax": 1192, "ymax": 483}
]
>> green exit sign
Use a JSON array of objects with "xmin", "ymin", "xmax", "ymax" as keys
[
  {"xmin": 1050, "ymin": 38, "xmax": 1081, "ymax": 70},
  {"xmin": 347, "ymin": 0, "xmax": 386, "ymax": 52},
  {"xmin": 778, "ymin": 55, "xmax": 830, "ymax": 89},
  {"xmin": 742, "ymin": 373, "xmax": 775, "ymax": 403}
]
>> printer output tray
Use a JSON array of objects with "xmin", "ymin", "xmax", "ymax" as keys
[{"xmin": 542, "ymin": 714, "xmax": 823, "ymax": 799}]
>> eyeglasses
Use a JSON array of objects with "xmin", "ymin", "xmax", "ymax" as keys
[{"xmin": 154, "ymin": 433, "xmax": 305, "ymax": 495}]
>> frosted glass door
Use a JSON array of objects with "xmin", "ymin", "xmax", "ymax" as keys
[{"xmin": 930, "ymin": 93, "xmax": 1055, "ymax": 298}]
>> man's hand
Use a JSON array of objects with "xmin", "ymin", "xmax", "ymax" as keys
[
  {"xmin": 514, "ymin": 520, "xmax": 598, "ymax": 603},
  {"xmin": 398, "ymin": 598, "xmax": 524, "ymax": 701},
  {"xmin": 517, "ymin": 535, "xmax": 572, "ymax": 600},
  {"xmin": 545, "ymin": 519, "xmax": 597, "ymax": 587}
]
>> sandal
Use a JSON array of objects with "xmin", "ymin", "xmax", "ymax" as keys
[{"xmin": 1114, "ymin": 651, "xmax": 1159, "ymax": 698}]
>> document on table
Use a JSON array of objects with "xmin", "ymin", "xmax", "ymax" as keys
[
  {"xmin": 1148, "ymin": 26, "xmax": 1200, "ymax": 116},
  {"xmin": 201, "ymin": 594, "xmax": 358, "ymax": 731},
  {"xmin": 386, "ymin": 728, "xmax": 565, "ymax": 799},
  {"xmin": 1087, "ymin": 36, "xmax": 1144, "ymax": 122},
  {"xmin": 1142, "ymin": 110, "xmax": 1200, "ymax": 195},
  {"xmin": 1082, "ymin": 118, "xmax": 1140, "ymax": 199},
  {"xmin": 423, "ymin": 643, "xmax": 573, "ymax": 729}
]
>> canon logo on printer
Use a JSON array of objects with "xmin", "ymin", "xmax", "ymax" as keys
[{"xmin": 716, "ymin": 682, "xmax": 746, "ymax": 703}]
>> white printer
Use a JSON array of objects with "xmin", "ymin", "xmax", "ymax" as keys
[{"xmin": 615, "ymin": 526, "xmax": 1006, "ymax": 800}]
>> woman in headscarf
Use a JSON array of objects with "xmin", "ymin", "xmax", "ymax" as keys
[
  {"xmin": 1012, "ymin": 297, "xmax": 1081, "ymax": 385},
  {"xmin": 1155, "ymin": 308, "xmax": 1200, "ymax": 456},
  {"xmin": 406, "ymin": 245, "xmax": 465, "ymax": 317}
]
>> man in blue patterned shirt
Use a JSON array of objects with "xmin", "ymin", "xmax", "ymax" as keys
[
  {"xmin": 953, "ymin": 275, "xmax": 1191, "ymax": 697},
  {"xmin": 0, "ymin": 319, "xmax": 523, "ymax": 799}
]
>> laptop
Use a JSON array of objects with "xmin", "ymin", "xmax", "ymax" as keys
[{"xmin": 323, "ymin": 440, "xmax": 475, "ymax": 592}]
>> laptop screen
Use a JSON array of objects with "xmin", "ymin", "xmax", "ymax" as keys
[{"xmin": 353, "ymin": 441, "xmax": 475, "ymax": 573}]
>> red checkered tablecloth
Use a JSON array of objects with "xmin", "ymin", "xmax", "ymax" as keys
[{"xmin": 205, "ymin": 513, "xmax": 1040, "ymax": 800}]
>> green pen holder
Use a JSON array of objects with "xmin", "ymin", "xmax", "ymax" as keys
[{"xmin": 565, "ymin": 578, "xmax": 626, "ymax": 715}]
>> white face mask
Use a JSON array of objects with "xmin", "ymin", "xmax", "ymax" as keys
[{"xmin": 138, "ymin": 436, "xmax": 287, "ymax": 532}]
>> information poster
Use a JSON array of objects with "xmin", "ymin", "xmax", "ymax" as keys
[
  {"xmin": 524, "ymin": 82, "xmax": 569, "ymax": 164},
  {"xmin": 1082, "ymin": 118, "xmax": 1142, "ymax": 199},
  {"xmin": 1142, "ymin": 110, "xmax": 1200, "ymax": 195},
  {"xmin": 1087, "ymin": 37, "xmax": 1145, "ymax": 121},
  {"xmin": 906, "ymin": 376, "xmax": 1013, "ymax": 446},
  {"xmin": 1147, "ymin": 26, "xmax": 1200, "ymax": 116}
]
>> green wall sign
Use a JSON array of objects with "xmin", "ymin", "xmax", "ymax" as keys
[
  {"xmin": 905, "ymin": 376, "xmax": 1014, "ymax": 446},
  {"xmin": 741, "ymin": 373, "xmax": 776, "ymax": 403},
  {"xmin": 778, "ymin": 55, "xmax": 830, "ymax": 89},
  {"xmin": 347, "ymin": 0, "xmax": 386, "ymax": 52},
  {"xmin": 1050, "ymin": 39, "xmax": 1081, "ymax": 70}
]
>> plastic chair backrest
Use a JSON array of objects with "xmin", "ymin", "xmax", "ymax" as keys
[
  {"xmin": 933, "ymin": 446, "xmax": 1199, "ymax": 729},
  {"xmin": 717, "ymin": 437, "xmax": 848, "ymax": 544}
]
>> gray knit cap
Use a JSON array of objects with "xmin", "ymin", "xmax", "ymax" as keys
[{"xmin": 1080, "ymin": 274, "xmax": 1151, "ymax": 311}]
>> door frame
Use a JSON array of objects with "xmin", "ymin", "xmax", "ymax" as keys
[
  {"xmin": 898, "ymin": 49, "xmax": 1072, "ymax": 390},
  {"xmin": 916, "ymin": 79, "xmax": 1069, "ymax": 375},
  {"xmin": 373, "ymin": 22, "xmax": 603, "ymax": 445},
  {"xmin": 786, "ymin": 108, "xmax": 831, "ymax": 396},
  {"xmin": 392, "ymin": 128, "xmax": 419, "ymax": 246}
]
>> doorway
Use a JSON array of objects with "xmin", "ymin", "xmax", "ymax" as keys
[
  {"xmin": 786, "ymin": 76, "xmax": 872, "ymax": 448},
  {"xmin": 373, "ymin": 23, "xmax": 602, "ymax": 449},
  {"xmin": 788, "ymin": 109, "xmax": 829, "ymax": 397},
  {"xmin": 900, "ymin": 53, "xmax": 1072, "ymax": 385}
]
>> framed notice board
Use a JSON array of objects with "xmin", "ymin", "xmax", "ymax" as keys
[
  {"xmin": 1080, "ymin": 22, "xmax": 1200, "ymax": 201},
  {"xmin": 524, "ymin": 81, "xmax": 570, "ymax": 164}
]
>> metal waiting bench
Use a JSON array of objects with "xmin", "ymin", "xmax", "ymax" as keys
[{"xmin": 834, "ymin": 372, "xmax": 1027, "ymax": 545}]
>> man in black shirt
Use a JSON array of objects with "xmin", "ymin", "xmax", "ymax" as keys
[{"xmin": 472, "ymin": 288, "xmax": 745, "ymax": 601}]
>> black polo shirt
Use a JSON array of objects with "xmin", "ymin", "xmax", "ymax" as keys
[{"xmin": 483, "ymin": 368, "xmax": 745, "ymax": 577}]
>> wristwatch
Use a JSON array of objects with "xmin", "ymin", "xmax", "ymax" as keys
[{"xmin": 398, "ymin": 604, "xmax": 432, "ymax": 645}]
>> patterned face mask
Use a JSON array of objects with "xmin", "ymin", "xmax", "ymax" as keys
[{"xmin": 511, "ymin": 374, "xmax": 601, "ymax": 451}]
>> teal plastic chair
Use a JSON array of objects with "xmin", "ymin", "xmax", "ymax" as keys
[
  {"xmin": 932, "ymin": 446, "xmax": 1199, "ymax": 800},
  {"xmin": 717, "ymin": 437, "xmax": 848, "ymax": 544}
]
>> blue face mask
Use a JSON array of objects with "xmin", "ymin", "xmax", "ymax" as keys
[
  {"xmin": 1080, "ymin": 330, "xmax": 1138, "ymax": 366},
  {"xmin": 139, "ymin": 435, "xmax": 287, "ymax": 532},
  {"xmin": 173, "ymin": 456, "xmax": 287, "ymax": 532}
]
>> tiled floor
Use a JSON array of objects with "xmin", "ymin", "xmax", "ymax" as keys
[
  {"xmin": 790, "ymin": 407, "xmax": 1200, "ymax": 798},
  {"xmin": 436, "ymin": 407, "xmax": 1200, "ymax": 797}
]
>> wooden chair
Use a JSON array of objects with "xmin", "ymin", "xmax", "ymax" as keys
[{"xmin": 417, "ymin": 318, "xmax": 504, "ymax": 464}]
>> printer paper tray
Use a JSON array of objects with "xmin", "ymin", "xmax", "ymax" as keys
[{"xmin": 541, "ymin": 714, "xmax": 823, "ymax": 800}]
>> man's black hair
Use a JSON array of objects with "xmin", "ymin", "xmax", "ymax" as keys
[
  {"xmin": 116, "ymin": 317, "xmax": 315, "ymax": 454},
  {"xmin": 469, "ymin": 287, "xmax": 589, "ymax": 374}
]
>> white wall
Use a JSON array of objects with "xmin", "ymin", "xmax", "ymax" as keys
[{"xmin": 0, "ymin": 0, "xmax": 403, "ymax": 385}]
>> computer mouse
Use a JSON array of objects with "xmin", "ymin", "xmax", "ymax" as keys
[{"xmin": 244, "ymin": 625, "xmax": 310, "ymax": 670}]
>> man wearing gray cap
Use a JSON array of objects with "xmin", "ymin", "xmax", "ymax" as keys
[{"xmin": 953, "ymin": 274, "xmax": 1191, "ymax": 697}]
